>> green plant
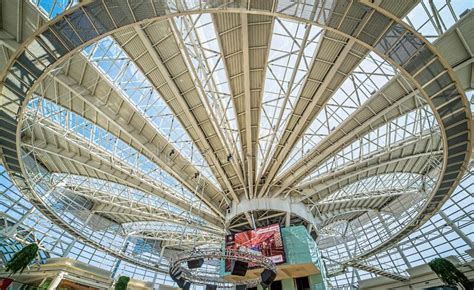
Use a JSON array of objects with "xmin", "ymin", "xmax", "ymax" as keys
[
  {"xmin": 5, "ymin": 243, "xmax": 39, "ymax": 276},
  {"xmin": 115, "ymin": 276, "xmax": 130, "ymax": 290},
  {"xmin": 428, "ymin": 258, "xmax": 470, "ymax": 288}
]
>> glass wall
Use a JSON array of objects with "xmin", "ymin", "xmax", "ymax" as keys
[{"xmin": 326, "ymin": 166, "xmax": 473, "ymax": 288}]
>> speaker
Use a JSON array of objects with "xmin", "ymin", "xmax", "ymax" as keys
[
  {"xmin": 236, "ymin": 285, "xmax": 247, "ymax": 290},
  {"xmin": 175, "ymin": 277, "xmax": 188, "ymax": 288},
  {"xmin": 170, "ymin": 266, "xmax": 182, "ymax": 284},
  {"xmin": 260, "ymin": 269, "xmax": 277, "ymax": 289},
  {"xmin": 170, "ymin": 266, "xmax": 181, "ymax": 277},
  {"xmin": 182, "ymin": 281, "xmax": 191, "ymax": 290},
  {"xmin": 231, "ymin": 260, "xmax": 248, "ymax": 276},
  {"xmin": 205, "ymin": 285, "xmax": 217, "ymax": 290},
  {"xmin": 187, "ymin": 258, "xmax": 204, "ymax": 269}
]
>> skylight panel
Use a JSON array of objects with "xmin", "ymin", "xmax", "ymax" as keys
[
  {"xmin": 30, "ymin": 0, "xmax": 78, "ymax": 19},
  {"xmin": 173, "ymin": 13, "xmax": 241, "ymax": 157},
  {"xmin": 276, "ymin": 0, "xmax": 335, "ymax": 24},
  {"xmin": 257, "ymin": 19, "xmax": 322, "ymax": 175},
  {"xmin": 28, "ymin": 99, "xmax": 214, "ymax": 215},
  {"xmin": 404, "ymin": 0, "xmax": 473, "ymax": 42},
  {"xmin": 82, "ymin": 37, "xmax": 219, "ymax": 188},
  {"xmin": 54, "ymin": 175, "xmax": 205, "ymax": 223},
  {"xmin": 302, "ymin": 106, "xmax": 438, "ymax": 182},
  {"xmin": 318, "ymin": 173, "xmax": 423, "ymax": 204},
  {"xmin": 283, "ymin": 52, "xmax": 397, "ymax": 171},
  {"xmin": 468, "ymin": 91, "xmax": 474, "ymax": 113}
]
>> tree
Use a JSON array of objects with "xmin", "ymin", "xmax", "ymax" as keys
[
  {"xmin": 5, "ymin": 243, "xmax": 39, "ymax": 276},
  {"xmin": 115, "ymin": 276, "xmax": 130, "ymax": 290},
  {"xmin": 428, "ymin": 258, "xmax": 471, "ymax": 289}
]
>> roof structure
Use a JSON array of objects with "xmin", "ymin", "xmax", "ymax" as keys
[{"xmin": 0, "ymin": 0, "xmax": 473, "ymax": 288}]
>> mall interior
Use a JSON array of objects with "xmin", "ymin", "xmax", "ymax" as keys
[{"xmin": 0, "ymin": 0, "xmax": 473, "ymax": 289}]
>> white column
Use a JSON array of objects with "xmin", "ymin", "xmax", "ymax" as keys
[
  {"xmin": 48, "ymin": 271, "xmax": 66, "ymax": 290},
  {"xmin": 439, "ymin": 211, "xmax": 474, "ymax": 248}
]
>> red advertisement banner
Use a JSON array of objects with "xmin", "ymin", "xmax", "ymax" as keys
[{"xmin": 225, "ymin": 224, "xmax": 285, "ymax": 271}]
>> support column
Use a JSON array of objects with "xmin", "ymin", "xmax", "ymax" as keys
[
  {"xmin": 153, "ymin": 247, "xmax": 167, "ymax": 286},
  {"xmin": 396, "ymin": 246, "xmax": 412, "ymax": 268},
  {"xmin": 4, "ymin": 207, "xmax": 36, "ymax": 237},
  {"xmin": 111, "ymin": 239, "xmax": 130, "ymax": 278},
  {"xmin": 48, "ymin": 271, "xmax": 66, "ymax": 290},
  {"xmin": 62, "ymin": 238, "xmax": 76, "ymax": 257},
  {"xmin": 376, "ymin": 211, "xmax": 411, "ymax": 268},
  {"xmin": 156, "ymin": 245, "xmax": 167, "ymax": 269},
  {"xmin": 439, "ymin": 211, "xmax": 474, "ymax": 248},
  {"xmin": 343, "ymin": 241, "xmax": 360, "ymax": 281}
]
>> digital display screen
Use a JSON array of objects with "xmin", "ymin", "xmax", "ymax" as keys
[{"xmin": 225, "ymin": 224, "xmax": 285, "ymax": 271}]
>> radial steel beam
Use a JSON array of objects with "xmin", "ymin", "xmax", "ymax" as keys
[
  {"xmin": 257, "ymin": 37, "xmax": 358, "ymax": 197},
  {"xmin": 117, "ymin": 23, "xmax": 240, "ymax": 203},
  {"xmin": 63, "ymin": 185, "xmax": 222, "ymax": 234},
  {"xmin": 299, "ymin": 134, "xmax": 442, "ymax": 202},
  {"xmin": 274, "ymin": 79, "xmax": 421, "ymax": 196},
  {"xmin": 315, "ymin": 189, "xmax": 419, "ymax": 205},
  {"xmin": 212, "ymin": 10, "xmax": 274, "ymax": 198},
  {"xmin": 274, "ymin": 12, "xmax": 474, "ymax": 196},
  {"xmin": 241, "ymin": 13, "xmax": 254, "ymax": 198},
  {"xmin": 39, "ymin": 57, "xmax": 226, "ymax": 218},
  {"xmin": 21, "ymin": 119, "xmax": 223, "ymax": 228}
]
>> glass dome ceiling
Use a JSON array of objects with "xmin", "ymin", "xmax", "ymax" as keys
[{"xmin": 0, "ymin": 0, "xmax": 473, "ymax": 288}]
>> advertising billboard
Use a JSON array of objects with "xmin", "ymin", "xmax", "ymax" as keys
[{"xmin": 225, "ymin": 224, "xmax": 285, "ymax": 271}]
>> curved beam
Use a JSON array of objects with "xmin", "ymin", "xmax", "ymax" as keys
[
  {"xmin": 318, "ymin": 210, "xmax": 368, "ymax": 228},
  {"xmin": 299, "ymin": 134, "xmax": 442, "ymax": 203},
  {"xmin": 275, "ymin": 79, "xmax": 421, "ymax": 195},
  {"xmin": 21, "ymin": 118, "xmax": 223, "ymax": 228},
  {"xmin": 257, "ymin": 1, "xmax": 418, "ymax": 197},
  {"xmin": 123, "ymin": 221, "xmax": 221, "ymax": 248},
  {"xmin": 213, "ymin": 9, "xmax": 275, "ymax": 198},
  {"xmin": 316, "ymin": 188, "xmax": 418, "ymax": 206},
  {"xmin": 38, "ymin": 55, "xmax": 226, "ymax": 218},
  {"xmin": 274, "ymin": 11, "xmax": 474, "ymax": 196},
  {"xmin": 113, "ymin": 23, "xmax": 242, "ymax": 202},
  {"xmin": 129, "ymin": 233, "xmax": 219, "ymax": 248},
  {"xmin": 225, "ymin": 197, "xmax": 318, "ymax": 227},
  {"xmin": 62, "ymin": 185, "xmax": 222, "ymax": 234}
]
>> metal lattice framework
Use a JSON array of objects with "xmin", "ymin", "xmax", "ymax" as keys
[
  {"xmin": 0, "ymin": 0, "xmax": 472, "ymax": 282},
  {"xmin": 170, "ymin": 248, "xmax": 276, "ymax": 288}
]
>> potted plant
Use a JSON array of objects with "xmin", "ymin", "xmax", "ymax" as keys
[
  {"xmin": 1, "ymin": 243, "xmax": 39, "ymax": 290},
  {"xmin": 4, "ymin": 243, "xmax": 39, "ymax": 276},
  {"xmin": 428, "ymin": 258, "xmax": 471, "ymax": 290},
  {"xmin": 115, "ymin": 276, "xmax": 130, "ymax": 290}
]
